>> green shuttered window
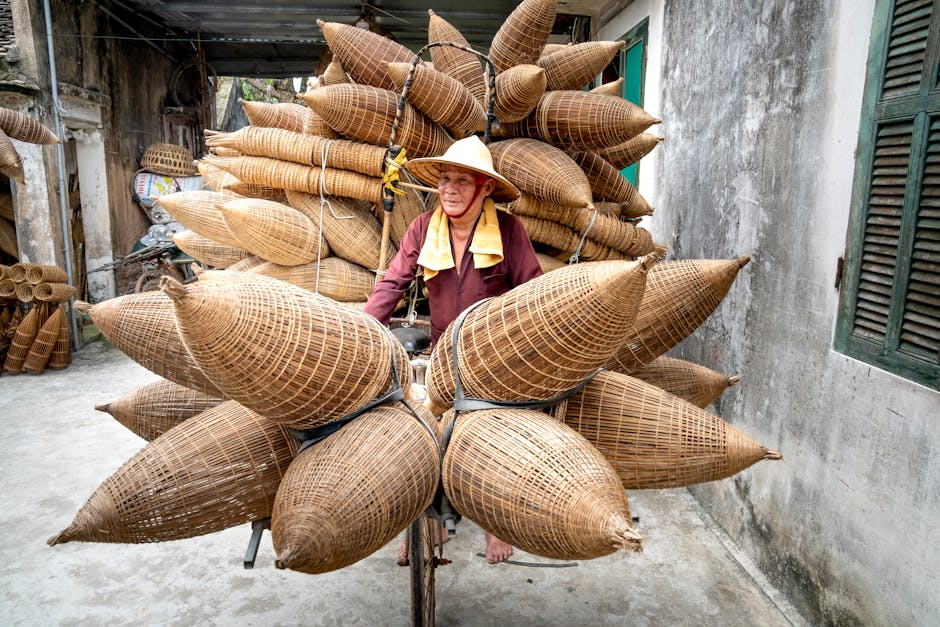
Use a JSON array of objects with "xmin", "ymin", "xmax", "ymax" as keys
[{"xmin": 836, "ymin": 0, "xmax": 940, "ymax": 389}]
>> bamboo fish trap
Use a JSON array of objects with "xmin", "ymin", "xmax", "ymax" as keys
[
  {"xmin": 570, "ymin": 151, "xmax": 648, "ymax": 210},
  {"xmin": 597, "ymin": 133, "xmax": 665, "ymax": 170},
  {"xmin": 426, "ymin": 256, "xmax": 656, "ymax": 408},
  {"xmin": 563, "ymin": 370, "xmax": 781, "ymax": 489},
  {"xmin": 33, "ymin": 282, "xmax": 77, "ymax": 302},
  {"xmin": 219, "ymin": 197, "xmax": 328, "ymax": 266},
  {"xmin": 47, "ymin": 305, "xmax": 71, "ymax": 369},
  {"xmin": 621, "ymin": 356, "xmax": 741, "ymax": 409},
  {"xmin": 22, "ymin": 305, "xmax": 62, "ymax": 374},
  {"xmin": 0, "ymin": 107, "xmax": 61, "ymax": 144},
  {"xmin": 156, "ymin": 191, "xmax": 245, "ymax": 248},
  {"xmin": 2, "ymin": 304, "xmax": 40, "ymax": 373},
  {"xmin": 493, "ymin": 64, "xmax": 546, "ymax": 123},
  {"xmin": 95, "ymin": 378, "xmax": 227, "ymax": 441},
  {"xmin": 607, "ymin": 256, "xmax": 751, "ymax": 372},
  {"xmin": 240, "ymin": 100, "xmax": 308, "ymax": 133},
  {"xmin": 286, "ymin": 191, "xmax": 389, "ymax": 270},
  {"xmin": 160, "ymin": 271, "xmax": 413, "ymax": 430},
  {"xmin": 247, "ymin": 257, "xmax": 376, "ymax": 303},
  {"xmin": 48, "ymin": 400, "xmax": 299, "ymax": 545},
  {"xmin": 427, "ymin": 9, "xmax": 486, "ymax": 103},
  {"xmin": 172, "ymin": 230, "xmax": 252, "ymax": 269},
  {"xmin": 386, "ymin": 61, "xmax": 486, "ymax": 135},
  {"xmin": 272, "ymin": 402, "xmax": 440, "ymax": 574},
  {"xmin": 0, "ymin": 128, "xmax": 24, "ymax": 183},
  {"xmin": 317, "ymin": 20, "xmax": 417, "ymax": 92},
  {"xmin": 25, "ymin": 264, "xmax": 68, "ymax": 284},
  {"xmin": 489, "ymin": 138, "xmax": 593, "ymax": 209},
  {"xmin": 86, "ymin": 292, "xmax": 223, "ymax": 396},
  {"xmin": 488, "ymin": 0, "xmax": 556, "ymax": 74},
  {"xmin": 442, "ymin": 408, "xmax": 642, "ymax": 559},
  {"xmin": 537, "ymin": 41, "xmax": 625, "ymax": 91}
]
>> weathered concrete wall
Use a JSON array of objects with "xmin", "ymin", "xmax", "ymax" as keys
[{"xmin": 610, "ymin": 0, "xmax": 940, "ymax": 624}]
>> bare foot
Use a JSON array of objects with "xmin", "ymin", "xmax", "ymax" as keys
[{"xmin": 484, "ymin": 532, "xmax": 513, "ymax": 563}]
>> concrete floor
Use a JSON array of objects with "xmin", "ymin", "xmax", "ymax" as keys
[{"xmin": 1, "ymin": 339, "xmax": 806, "ymax": 627}]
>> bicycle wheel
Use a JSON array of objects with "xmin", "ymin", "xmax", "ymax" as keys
[
  {"xmin": 134, "ymin": 265, "xmax": 183, "ymax": 293},
  {"xmin": 409, "ymin": 516, "xmax": 437, "ymax": 626}
]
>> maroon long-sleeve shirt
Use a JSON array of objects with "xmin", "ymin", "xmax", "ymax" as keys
[{"xmin": 364, "ymin": 208, "xmax": 544, "ymax": 346}]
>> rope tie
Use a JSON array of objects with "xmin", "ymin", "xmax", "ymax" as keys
[{"xmin": 568, "ymin": 205, "xmax": 598, "ymax": 265}]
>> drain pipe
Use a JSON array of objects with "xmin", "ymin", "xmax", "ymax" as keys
[{"xmin": 42, "ymin": 0, "xmax": 81, "ymax": 350}]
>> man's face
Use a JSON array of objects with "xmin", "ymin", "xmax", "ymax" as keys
[{"xmin": 437, "ymin": 165, "xmax": 495, "ymax": 219}]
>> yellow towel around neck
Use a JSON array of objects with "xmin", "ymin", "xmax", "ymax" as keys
[{"xmin": 417, "ymin": 198, "xmax": 504, "ymax": 281}]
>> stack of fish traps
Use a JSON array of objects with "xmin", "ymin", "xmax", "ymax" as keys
[
  {"xmin": 1, "ymin": 263, "xmax": 73, "ymax": 374},
  {"xmin": 49, "ymin": 0, "xmax": 781, "ymax": 582}
]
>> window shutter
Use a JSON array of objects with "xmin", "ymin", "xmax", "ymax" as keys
[{"xmin": 837, "ymin": 0, "xmax": 940, "ymax": 389}]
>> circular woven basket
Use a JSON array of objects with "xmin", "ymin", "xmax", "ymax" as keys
[
  {"xmin": 563, "ymin": 370, "xmax": 780, "ymax": 489},
  {"xmin": 48, "ymin": 400, "xmax": 299, "ymax": 545},
  {"xmin": 141, "ymin": 143, "xmax": 196, "ymax": 178},
  {"xmin": 272, "ymin": 401, "xmax": 440, "ymax": 574}
]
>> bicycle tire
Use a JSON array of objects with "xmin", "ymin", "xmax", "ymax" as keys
[
  {"xmin": 409, "ymin": 517, "xmax": 436, "ymax": 626},
  {"xmin": 134, "ymin": 265, "xmax": 183, "ymax": 293}
]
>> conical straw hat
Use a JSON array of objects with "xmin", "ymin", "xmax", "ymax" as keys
[
  {"xmin": 406, "ymin": 135, "xmax": 520, "ymax": 202},
  {"xmin": 494, "ymin": 64, "xmax": 546, "ymax": 123},
  {"xmin": 488, "ymin": 138, "xmax": 591, "ymax": 208},
  {"xmin": 317, "ymin": 20, "xmax": 416, "ymax": 92},
  {"xmin": 160, "ymin": 271, "xmax": 413, "ymax": 429},
  {"xmin": 442, "ymin": 408, "xmax": 641, "ymax": 559},
  {"xmin": 47, "ymin": 400, "xmax": 298, "ymax": 545},
  {"xmin": 607, "ymin": 256, "xmax": 751, "ymax": 372},
  {"xmin": 272, "ymin": 402, "xmax": 440, "ymax": 574},
  {"xmin": 87, "ymin": 291, "xmax": 223, "ymax": 396},
  {"xmin": 617, "ymin": 355, "xmax": 740, "ymax": 409},
  {"xmin": 219, "ymin": 197, "xmax": 328, "ymax": 266},
  {"xmin": 488, "ymin": 0, "xmax": 556, "ymax": 73},
  {"xmin": 427, "ymin": 9, "xmax": 486, "ymax": 103},
  {"xmin": 95, "ymin": 378, "xmax": 226, "ymax": 441},
  {"xmin": 537, "ymin": 41, "xmax": 625, "ymax": 91},
  {"xmin": 426, "ymin": 256, "xmax": 656, "ymax": 407},
  {"xmin": 563, "ymin": 370, "xmax": 781, "ymax": 489}
]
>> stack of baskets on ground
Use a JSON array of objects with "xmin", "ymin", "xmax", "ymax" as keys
[
  {"xmin": 48, "ymin": 0, "xmax": 781, "ymax": 578},
  {"xmin": 0, "ymin": 263, "xmax": 73, "ymax": 373}
]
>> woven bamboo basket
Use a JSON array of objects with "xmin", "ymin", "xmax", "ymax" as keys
[
  {"xmin": 87, "ymin": 292, "xmax": 223, "ymax": 396},
  {"xmin": 442, "ymin": 408, "xmax": 641, "ymax": 559},
  {"xmin": 247, "ymin": 257, "xmax": 375, "ymax": 302},
  {"xmin": 494, "ymin": 64, "xmax": 546, "ymax": 123},
  {"xmin": 224, "ymin": 181, "xmax": 288, "ymax": 203},
  {"xmin": 0, "ymin": 277, "xmax": 15, "ymax": 298},
  {"xmin": 46, "ymin": 305, "xmax": 71, "ymax": 369},
  {"xmin": 155, "ymin": 191, "xmax": 244, "ymax": 248},
  {"xmin": 286, "ymin": 191, "xmax": 388, "ymax": 269},
  {"xmin": 489, "ymin": 139, "xmax": 593, "ymax": 209},
  {"xmin": 570, "ymin": 151, "xmax": 638, "ymax": 206},
  {"xmin": 618, "ymin": 355, "xmax": 740, "ymax": 408},
  {"xmin": 196, "ymin": 161, "xmax": 245, "ymax": 198},
  {"xmin": 488, "ymin": 0, "xmax": 557, "ymax": 73},
  {"xmin": 0, "ymin": 128, "xmax": 25, "ymax": 183},
  {"xmin": 0, "ymin": 217, "xmax": 17, "ymax": 258},
  {"xmin": 141, "ymin": 143, "xmax": 196, "ymax": 177},
  {"xmin": 538, "ymin": 41, "xmax": 625, "ymax": 91},
  {"xmin": 514, "ymin": 214, "xmax": 582, "ymax": 252},
  {"xmin": 0, "ymin": 263, "xmax": 8, "ymax": 279},
  {"xmin": 597, "ymin": 133, "xmax": 665, "ymax": 170},
  {"xmin": 208, "ymin": 146, "xmax": 242, "ymax": 158},
  {"xmin": 535, "ymin": 252, "xmax": 566, "ymax": 273},
  {"xmin": 426, "ymin": 257, "xmax": 656, "ymax": 407},
  {"xmin": 390, "ymin": 187, "xmax": 433, "ymax": 247},
  {"xmin": 48, "ymin": 400, "xmax": 298, "ymax": 545},
  {"xmin": 302, "ymin": 84, "xmax": 454, "ymax": 159},
  {"xmin": 3, "ymin": 303, "xmax": 41, "ymax": 373},
  {"xmin": 571, "ymin": 208, "xmax": 660, "ymax": 258},
  {"xmin": 540, "ymin": 42, "xmax": 570, "ymax": 58},
  {"xmin": 219, "ymin": 197, "xmax": 327, "ymax": 266},
  {"xmin": 225, "ymin": 255, "xmax": 268, "ymax": 272},
  {"xmin": 607, "ymin": 256, "xmax": 752, "ymax": 372},
  {"xmin": 172, "ymin": 230, "xmax": 251, "ymax": 269},
  {"xmin": 22, "ymin": 305, "xmax": 62, "ymax": 374},
  {"xmin": 319, "ymin": 60, "xmax": 349, "ymax": 86},
  {"xmin": 272, "ymin": 401, "xmax": 440, "ymax": 574},
  {"xmin": 563, "ymin": 370, "xmax": 780, "ymax": 489},
  {"xmin": 519, "ymin": 90, "xmax": 662, "ymax": 151},
  {"xmin": 386, "ymin": 61, "xmax": 486, "ymax": 135},
  {"xmin": 590, "ymin": 77, "xmax": 624, "ymax": 97},
  {"xmin": 205, "ymin": 126, "xmax": 386, "ymax": 178},
  {"xmin": 14, "ymin": 281, "xmax": 33, "ymax": 302},
  {"xmin": 317, "ymin": 20, "xmax": 417, "ymax": 91},
  {"xmin": 303, "ymin": 108, "xmax": 340, "ymax": 139},
  {"xmin": 0, "ymin": 107, "xmax": 60, "ymax": 144},
  {"xmin": 506, "ymin": 192, "xmax": 577, "ymax": 226},
  {"xmin": 160, "ymin": 271, "xmax": 413, "ymax": 429},
  {"xmin": 239, "ymin": 100, "xmax": 308, "ymax": 133},
  {"xmin": 203, "ymin": 155, "xmax": 385, "ymax": 205},
  {"xmin": 33, "ymin": 282, "xmax": 76, "ymax": 302},
  {"xmin": 96, "ymin": 379, "xmax": 226, "ymax": 441},
  {"xmin": 427, "ymin": 9, "xmax": 486, "ymax": 103},
  {"xmin": 8, "ymin": 262, "xmax": 40, "ymax": 283},
  {"xmin": 25, "ymin": 264, "xmax": 67, "ymax": 285}
]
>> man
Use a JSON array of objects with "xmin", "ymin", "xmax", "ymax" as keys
[{"xmin": 364, "ymin": 135, "xmax": 543, "ymax": 563}]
